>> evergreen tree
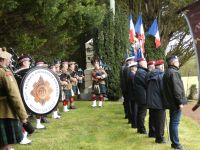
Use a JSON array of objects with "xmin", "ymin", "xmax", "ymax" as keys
[{"xmin": 94, "ymin": 6, "xmax": 129, "ymax": 100}]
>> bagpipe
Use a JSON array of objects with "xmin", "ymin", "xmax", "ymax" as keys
[
  {"xmin": 8, "ymin": 48, "xmax": 35, "ymax": 73},
  {"xmin": 60, "ymin": 73, "xmax": 71, "ymax": 83}
]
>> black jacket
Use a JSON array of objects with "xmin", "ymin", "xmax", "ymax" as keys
[
  {"xmin": 163, "ymin": 65, "xmax": 187, "ymax": 110},
  {"xmin": 133, "ymin": 66, "xmax": 148, "ymax": 105},
  {"xmin": 127, "ymin": 71, "xmax": 136, "ymax": 101},
  {"xmin": 120, "ymin": 64, "xmax": 129, "ymax": 94},
  {"xmin": 146, "ymin": 69, "xmax": 164, "ymax": 109},
  {"xmin": 120, "ymin": 65, "xmax": 126, "ymax": 94}
]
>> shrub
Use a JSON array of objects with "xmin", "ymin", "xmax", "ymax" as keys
[{"xmin": 188, "ymin": 84, "xmax": 198, "ymax": 100}]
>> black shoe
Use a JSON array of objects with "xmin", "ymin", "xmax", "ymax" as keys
[
  {"xmin": 148, "ymin": 133, "xmax": 156, "ymax": 138},
  {"xmin": 69, "ymin": 106, "xmax": 76, "ymax": 109},
  {"xmin": 58, "ymin": 112, "xmax": 62, "ymax": 116},
  {"xmin": 155, "ymin": 139, "xmax": 166, "ymax": 144},
  {"xmin": 41, "ymin": 117, "xmax": 49, "ymax": 123},
  {"xmin": 131, "ymin": 124, "xmax": 137, "ymax": 128},
  {"xmin": 171, "ymin": 144, "xmax": 183, "ymax": 149},
  {"xmin": 137, "ymin": 130, "xmax": 147, "ymax": 134}
]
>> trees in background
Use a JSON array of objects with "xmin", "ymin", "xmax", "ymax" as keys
[{"xmin": 0, "ymin": 0, "xmax": 106, "ymax": 65}]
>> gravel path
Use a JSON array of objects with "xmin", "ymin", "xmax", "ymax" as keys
[{"xmin": 182, "ymin": 102, "xmax": 200, "ymax": 124}]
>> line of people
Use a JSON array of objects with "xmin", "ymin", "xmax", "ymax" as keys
[
  {"xmin": 0, "ymin": 48, "xmax": 110, "ymax": 150},
  {"xmin": 0, "ymin": 47, "xmax": 86, "ymax": 150},
  {"xmin": 121, "ymin": 55, "xmax": 187, "ymax": 150}
]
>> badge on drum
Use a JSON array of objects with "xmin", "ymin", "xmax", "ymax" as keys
[{"xmin": 21, "ymin": 67, "xmax": 61, "ymax": 115}]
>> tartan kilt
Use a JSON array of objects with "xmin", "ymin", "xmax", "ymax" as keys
[
  {"xmin": 0, "ymin": 118, "xmax": 23, "ymax": 148},
  {"xmin": 63, "ymin": 89, "xmax": 72, "ymax": 100},
  {"xmin": 92, "ymin": 83, "xmax": 106, "ymax": 95}
]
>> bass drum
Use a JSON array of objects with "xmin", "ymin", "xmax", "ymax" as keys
[{"xmin": 20, "ymin": 67, "xmax": 61, "ymax": 115}]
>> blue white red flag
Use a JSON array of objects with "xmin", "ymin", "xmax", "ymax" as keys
[
  {"xmin": 137, "ymin": 48, "xmax": 143, "ymax": 59},
  {"xmin": 131, "ymin": 46, "xmax": 135, "ymax": 57},
  {"xmin": 148, "ymin": 19, "xmax": 161, "ymax": 48},
  {"xmin": 135, "ymin": 15, "xmax": 145, "ymax": 52},
  {"xmin": 129, "ymin": 15, "xmax": 135, "ymax": 43}
]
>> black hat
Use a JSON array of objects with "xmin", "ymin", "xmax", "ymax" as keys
[
  {"xmin": 166, "ymin": 55, "xmax": 178, "ymax": 64},
  {"xmin": 18, "ymin": 55, "xmax": 30, "ymax": 63},
  {"xmin": 35, "ymin": 60, "xmax": 45, "ymax": 66},
  {"xmin": 54, "ymin": 59, "xmax": 61, "ymax": 65},
  {"xmin": 49, "ymin": 63, "xmax": 55, "ymax": 68}
]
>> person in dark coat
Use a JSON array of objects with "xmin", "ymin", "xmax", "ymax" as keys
[
  {"xmin": 127, "ymin": 62, "xmax": 138, "ymax": 128},
  {"xmin": 120, "ymin": 56, "xmax": 135, "ymax": 123},
  {"xmin": 146, "ymin": 59, "xmax": 166, "ymax": 143},
  {"xmin": 146, "ymin": 60, "xmax": 156, "ymax": 138},
  {"xmin": 163, "ymin": 56, "xmax": 187, "ymax": 149},
  {"xmin": 133, "ymin": 58, "xmax": 148, "ymax": 134}
]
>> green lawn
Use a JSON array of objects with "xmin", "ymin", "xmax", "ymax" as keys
[{"xmin": 14, "ymin": 101, "xmax": 200, "ymax": 150}]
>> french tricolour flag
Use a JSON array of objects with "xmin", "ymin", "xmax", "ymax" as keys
[
  {"xmin": 135, "ymin": 15, "xmax": 145, "ymax": 52},
  {"xmin": 148, "ymin": 19, "xmax": 161, "ymax": 48},
  {"xmin": 129, "ymin": 15, "xmax": 135, "ymax": 43}
]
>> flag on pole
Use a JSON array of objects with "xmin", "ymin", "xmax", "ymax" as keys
[
  {"xmin": 137, "ymin": 48, "xmax": 143, "ymax": 59},
  {"xmin": 148, "ymin": 19, "xmax": 161, "ymax": 48},
  {"xmin": 135, "ymin": 15, "xmax": 145, "ymax": 52},
  {"xmin": 129, "ymin": 15, "xmax": 135, "ymax": 43},
  {"xmin": 131, "ymin": 46, "xmax": 135, "ymax": 57}
]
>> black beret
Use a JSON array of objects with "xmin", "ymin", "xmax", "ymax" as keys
[
  {"xmin": 54, "ymin": 59, "xmax": 61, "ymax": 65},
  {"xmin": 18, "ymin": 55, "xmax": 30, "ymax": 63}
]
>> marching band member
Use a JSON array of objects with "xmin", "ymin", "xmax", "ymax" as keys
[
  {"xmin": 15, "ymin": 55, "xmax": 32, "ymax": 145},
  {"xmin": 34, "ymin": 60, "xmax": 47, "ymax": 128},
  {"xmin": 91, "ymin": 58, "xmax": 107, "ymax": 107},
  {"xmin": 68, "ymin": 61, "xmax": 82, "ymax": 109},
  {"xmin": 49, "ymin": 63, "xmax": 61, "ymax": 119},
  {"xmin": 60, "ymin": 61, "xmax": 71, "ymax": 112}
]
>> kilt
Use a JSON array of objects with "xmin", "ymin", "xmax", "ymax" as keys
[
  {"xmin": 63, "ymin": 89, "xmax": 72, "ymax": 100},
  {"xmin": 0, "ymin": 118, "xmax": 23, "ymax": 148},
  {"xmin": 92, "ymin": 83, "xmax": 106, "ymax": 95},
  {"xmin": 72, "ymin": 85, "xmax": 78, "ymax": 95}
]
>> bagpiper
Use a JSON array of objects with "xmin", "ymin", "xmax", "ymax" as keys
[{"xmin": 91, "ymin": 58, "xmax": 107, "ymax": 107}]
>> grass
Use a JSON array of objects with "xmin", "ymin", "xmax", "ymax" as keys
[{"xmin": 14, "ymin": 101, "xmax": 200, "ymax": 150}]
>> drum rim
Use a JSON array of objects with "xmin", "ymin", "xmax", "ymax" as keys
[{"xmin": 20, "ymin": 67, "xmax": 61, "ymax": 115}]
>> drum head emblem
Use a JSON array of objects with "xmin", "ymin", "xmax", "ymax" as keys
[{"xmin": 31, "ymin": 76, "xmax": 53, "ymax": 105}]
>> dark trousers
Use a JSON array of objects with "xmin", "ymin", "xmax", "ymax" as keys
[
  {"xmin": 127, "ymin": 96, "xmax": 133, "ymax": 123},
  {"xmin": 152, "ymin": 109, "xmax": 166, "ymax": 141},
  {"xmin": 148, "ymin": 109, "xmax": 156, "ymax": 137},
  {"xmin": 130, "ymin": 99, "xmax": 138, "ymax": 128},
  {"xmin": 122, "ymin": 92, "xmax": 128, "ymax": 119},
  {"xmin": 137, "ymin": 105, "xmax": 147, "ymax": 133}
]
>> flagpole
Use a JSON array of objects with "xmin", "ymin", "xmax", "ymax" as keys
[{"xmin": 110, "ymin": 0, "xmax": 115, "ymax": 15}]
